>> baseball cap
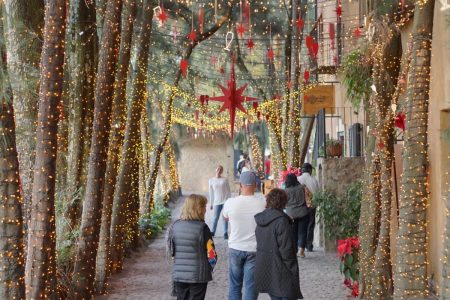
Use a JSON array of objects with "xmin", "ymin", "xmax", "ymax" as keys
[{"xmin": 239, "ymin": 171, "xmax": 256, "ymax": 186}]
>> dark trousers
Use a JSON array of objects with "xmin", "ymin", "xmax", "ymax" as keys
[
  {"xmin": 174, "ymin": 282, "xmax": 208, "ymax": 300},
  {"xmin": 292, "ymin": 215, "xmax": 309, "ymax": 250},
  {"xmin": 306, "ymin": 208, "xmax": 316, "ymax": 251}
]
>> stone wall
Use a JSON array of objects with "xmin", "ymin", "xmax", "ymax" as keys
[
  {"xmin": 318, "ymin": 157, "xmax": 365, "ymax": 197},
  {"xmin": 178, "ymin": 134, "xmax": 237, "ymax": 194}
]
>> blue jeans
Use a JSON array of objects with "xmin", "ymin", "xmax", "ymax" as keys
[
  {"xmin": 211, "ymin": 204, "xmax": 228, "ymax": 236},
  {"xmin": 269, "ymin": 295, "xmax": 296, "ymax": 300},
  {"xmin": 228, "ymin": 248, "xmax": 258, "ymax": 300}
]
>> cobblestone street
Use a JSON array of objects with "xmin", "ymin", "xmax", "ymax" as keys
[{"xmin": 98, "ymin": 196, "xmax": 349, "ymax": 300}]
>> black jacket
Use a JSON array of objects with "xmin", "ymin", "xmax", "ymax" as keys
[
  {"xmin": 168, "ymin": 220, "xmax": 213, "ymax": 283},
  {"xmin": 254, "ymin": 209, "xmax": 303, "ymax": 299}
]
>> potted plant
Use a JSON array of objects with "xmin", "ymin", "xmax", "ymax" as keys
[{"xmin": 326, "ymin": 138, "xmax": 342, "ymax": 157}]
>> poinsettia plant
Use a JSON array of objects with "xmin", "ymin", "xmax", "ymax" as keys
[{"xmin": 337, "ymin": 236, "xmax": 359, "ymax": 297}]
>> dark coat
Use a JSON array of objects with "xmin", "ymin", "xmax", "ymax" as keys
[
  {"xmin": 254, "ymin": 209, "xmax": 303, "ymax": 299},
  {"xmin": 285, "ymin": 184, "xmax": 309, "ymax": 219}
]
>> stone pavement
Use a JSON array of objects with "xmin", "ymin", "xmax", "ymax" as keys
[{"xmin": 98, "ymin": 195, "xmax": 349, "ymax": 300}]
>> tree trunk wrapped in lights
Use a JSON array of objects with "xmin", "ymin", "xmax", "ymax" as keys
[
  {"xmin": 72, "ymin": 0, "xmax": 123, "ymax": 297},
  {"xmin": 94, "ymin": 0, "xmax": 137, "ymax": 294},
  {"xmin": 394, "ymin": 1, "xmax": 435, "ymax": 298},
  {"xmin": 250, "ymin": 135, "xmax": 264, "ymax": 179},
  {"xmin": 2, "ymin": 0, "xmax": 44, "ymax": 228},
  {"xmin": 24, "ymin": 0, "xmax": 66, "ymax": 298},
  {"xmin": 108, "ymin": 0, "xmax": 154, "ymax": 275},
  {"xmin": 0, "ymin": 25, "xmax": 25, "ymax": 299},
  {"xmin": 145, "ymin": 5, "xmax": 235, "ymax": 213},
  {"xmin": 369, "ymin": 23, "xmax": 402, "ymax": 298},
  {"xmin": 62, "ymin": 0, "xmax": 98, "ymax": 245}
]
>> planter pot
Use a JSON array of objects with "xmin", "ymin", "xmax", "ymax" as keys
[{"xmin": 326, "ymin": 143, "xmax": 342, "ymax": 157}]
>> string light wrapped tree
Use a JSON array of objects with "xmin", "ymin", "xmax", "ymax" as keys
[
  {"xmin": 72, "ymin": 0, "xmax": 124, "ymax": 297},
  {"xmin": 24, "ymin": 0, "xmax": 67, "ymax": 297},
  {"xmin": 95, "ymin": 0, "xmax": 137, "ymax": 293}
]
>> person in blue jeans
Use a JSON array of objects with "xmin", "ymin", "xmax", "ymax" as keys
[
  {"xmin": 222, "ymin": 172, "xmax": 266, "ymax": 300},
  {"xmin": 209, "ymin": 165, "xmax": 231, "ymax": 239}
]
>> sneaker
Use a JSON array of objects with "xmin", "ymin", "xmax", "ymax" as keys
[
  {"xmin": 224, "ymin": 234, "xmax": 228, "ymax": 240},
  {"xmin": 306, "ymin": 247, "xmax": 313, "ymax": 252}
]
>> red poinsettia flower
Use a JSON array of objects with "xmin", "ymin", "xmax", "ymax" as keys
[
  {"xmin": 344, "ymin": 278, "xmax": 352, "ymax": 288},
  {"xmin": 351, "ymin": 281, "xmax": 359, "ymax": 297},
  {"xmin": 394, "ymin": 112, "xmax": 406, "ymax": 131}
]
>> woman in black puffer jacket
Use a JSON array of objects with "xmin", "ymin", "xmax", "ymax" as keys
[{"xmin": 254, "ymin": 188, "xmax": 303, "ymax": 300}]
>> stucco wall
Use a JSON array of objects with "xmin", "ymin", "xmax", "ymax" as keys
[
  {"xmin": 178, "ymin": 135, "xmax": 237, "ymax": 194},
  {"xmin": 318, "ymin": 157, "xmax": 365, "ymax": 197},
  {"xmin": 426, "ymin": 2, "xmax": 450, "ymax": 294}
]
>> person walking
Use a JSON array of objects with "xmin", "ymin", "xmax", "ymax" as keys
[
  {"xmin": 167, "ymin": 194, "xmax": 218, "ymax": 300},
  {"xmin": 255, "ymin": 188, "xmax": 303, "ymax": 300},
  {"xmin": 222, "ymin": 172, "xmax": 266, "ymax": 300},
  {"xmin": 209, "ymin": 165, "xmax": 231, "ymax": 239},
  {"xmin": 297, "ymin": 163, "xmax": 320, "ymax": 252},
  {"xmin": 264, "ymin": 155, "xmax": 271, "ymax": 179},
  {"xmin": 285, "ymin": 173, "xmax": 310, "ymax": 258}
]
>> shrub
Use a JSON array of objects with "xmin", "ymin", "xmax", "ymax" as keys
[{"xmin": 139, "ymin": 204, "xmax": 171, "ymax": 239}]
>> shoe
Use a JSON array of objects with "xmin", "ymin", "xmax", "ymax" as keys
[
  {"xmin": 224, "ymin": 234, "xmax": 228, "ymax": 240},
  {"xmin": 211, "ymin": 232, "xmax": 215, "ymax": 237},
  {"xmin": 297, "ymin": 248, "xmax": 305, "ymax": 258},
  {"xmin": 306, "ymin": 247, "xmax": 313, "ymax": 252}
]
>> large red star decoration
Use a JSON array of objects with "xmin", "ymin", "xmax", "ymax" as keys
[
  {"xmin": 209, "ymin": 55, "xmax": 258, "ymax": 137},
  {"xmin": 246, "ymin": 38, "xmax": 255, "ymax": 52},
  {"xmin": 187, "ymin": 30, "xmax": 197, "ymax": 43},
  {"xmin": 237, "ymin": 23, "xmax": 246, "ymax": 37},
  {"xmin": 157, "ymin": 8, "xmax": 168, "ymax": 26}
]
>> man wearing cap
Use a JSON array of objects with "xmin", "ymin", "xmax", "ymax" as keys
[
  {"xmin": 222, "ymin": 171, "xmax": 266, "ymax": 300},
  {"xmin": 297, "ymin": 163, "xmax": 320, "ymax": 252}
]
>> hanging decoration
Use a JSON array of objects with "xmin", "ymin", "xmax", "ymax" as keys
[
  {"xmin": 180, "ymin": 59, "xmax": 189, "ymax": 77},
  {"xmin": 246, "ymin": 38, "xmax": 255, "ymax": 52},
  {"xmin": 224, "ymin": 31, "xmax": 234, "ymax": 51},
  {"xmin": 303, "ymin": 69, "xmax": 310, "ymax": 83},
  {"xmin": 329, "ymin": 23, "xmax": 335, "ymax": 49},
  {"xmin": 188, "ymin": 30, "xmax": 197, "ymax": 44},
  {"xmin": 306, "ymin": 35, "xmax": 314, "ymax": 56},
  {"xmin": 354, "ymin": 27, "xmax": 362, "ymax": 38},
  {"xmin": 237, "ymin": 23, "xmax": 246, "ymax": 37},
  {"xmin": 154, "ymin": 5, "xmax": 168, "ymax": 27},
  {"xmin": 267, "ymin": 48, "xmax": 275, "ymax": 62},
  {"xmin": 209, "ymin": 54, "xmax": 258, "ymax": 137},
  {"xmin": 172, "ymin": 21, "xmax": 179, "ymax": 42},
  {"xmin": 336, "ymin": 0, "xmax": 343, "ymax": 17},
  {"xmin": 199, "ymin": 6, "xmax": 205, "ymax": 34},
  {"xmin": 295, "ymin": 18, "xmax": 305, "ymax": 31}
]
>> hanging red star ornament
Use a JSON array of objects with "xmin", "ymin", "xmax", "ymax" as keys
[
  {"xmin": 336, "ymin": 6, "xmax": 343, "ymax": 17},
  {"xmin": 237, "ymin": 23, "xmax": 246, "ymax": 37},
  {"xmin": 267, "ymin": 48, "xmax": 275, "ymax": 62},
  {"xmin": 354, "ymin": 27, "xmax": 362, "ymax": 38},
  {"xmin": 246, "ymin": 38, "xmax": 255, "ymax": 52},
  {"xmin": 209, "ymin": 54, "xmax": 258, "ymax": 137},
  {"xmin": 157, "ymin": 7, "xmax": 168, "ymax": 26},
  {"xmin": 188, "ymin": 30, "xmax": 197, "ymax": 43},
  {"xmin": 180, "ymin": 59, "xmax": 189, "ymax": 77}
]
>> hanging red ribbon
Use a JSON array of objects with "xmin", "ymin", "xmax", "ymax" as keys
[
  {"xmin": 180, "ymin": 59, "xmax": 189, "ymax": 77},
  {"xmin": 304, "ymin": 70, "xmax": 310, "ymax": 83}
]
